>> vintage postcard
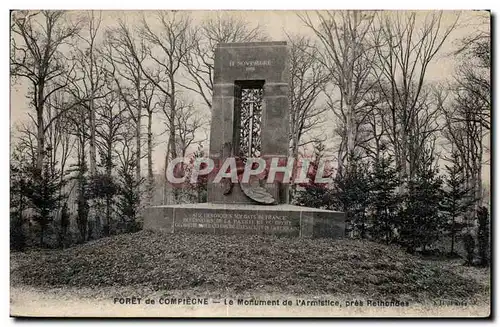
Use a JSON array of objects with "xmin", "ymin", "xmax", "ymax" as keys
[{"xmin": 9, "ymin": 9, "xmax": 491, "ymax": 318}]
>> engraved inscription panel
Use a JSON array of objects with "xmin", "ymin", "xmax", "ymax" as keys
[
  {"xmin": 214, "ymin": 42, "xmax": 288, "ymax": 83},
  {"xmin": 173, "ymin": 211, "xmax": 299, "ymax": 235}
]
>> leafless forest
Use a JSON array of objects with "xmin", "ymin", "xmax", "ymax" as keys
[{"xmin": 10, "ymin": 11, "xmax": 490, "ymax": 261}]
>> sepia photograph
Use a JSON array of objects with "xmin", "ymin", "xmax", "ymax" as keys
[{"xmin": 8, "ymin": 7, "xmax": 491, "ymax": 318}]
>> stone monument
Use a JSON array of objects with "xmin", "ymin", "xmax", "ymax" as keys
[{"xmin": 144, "ymin": 41, "xmax": 345, "ymax": 238}]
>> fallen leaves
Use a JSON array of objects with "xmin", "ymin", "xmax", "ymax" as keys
[{"xmin": 10, "ymin": 230, "xmax": 483, "ymax": 301}]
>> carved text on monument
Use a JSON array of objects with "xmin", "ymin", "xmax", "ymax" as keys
[
  {"xmin": 174, "ymin": 212, "xmax": 296, "ymax": 232},
  {"xmin": 229, "ymin": 60, "xmax": 272, "ymax": 67}
]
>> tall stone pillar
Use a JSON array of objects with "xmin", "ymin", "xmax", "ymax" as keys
[{"xmin": 208, "ymin": 42, "xmax": 290, "ymax": 205}]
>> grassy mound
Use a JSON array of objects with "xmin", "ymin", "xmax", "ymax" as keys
[{"xmin": 11, "ymin": 230, "xmax": 482, "ymax": 301}]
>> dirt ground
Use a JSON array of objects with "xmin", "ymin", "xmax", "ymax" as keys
[
  {"xmin": 11, "ymin": 258, "xmax": 491, "ymax": 319},
  {"xmin": 10, "ymin": 284, "xmax": 490, "ymax": 318}
]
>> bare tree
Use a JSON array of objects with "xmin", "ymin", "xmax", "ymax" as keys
[
  {"xmin": 286, "ymin": 34, "xmax": 329, "ymax": 199},
  {"xmin": 95, "ymin": 89, "xmax": 126, "ymax": 176},
  {"xmin": 453, "ymin": 16, "xmax": 490, "ymax": 131},
  {"xmin": 158, "ymin": 95, "xmax": 206, "ymax": 204},
  {"xmin": 350, "ymin": 85, "xmax": 386, "ymax": 162},
  {"xmin": 301, "ymin": 10, "xmax": 378, "ymax": 172},
  {"xmin": 288, "ymin": 34, "xmax": 329, "ymax": 157},
  {"xmin": 104, "ymin": 21, "xmax": 148, "ymax": 183},
  {"xmin": 67, "ymin": 100, "xmax": 91, "ymax": 242},
  {"xmin": 373, "ymin": 11, "xmax": 459, "ymax": 179},
  {"xmin": 174, "ymin": 101, "xmax": 206, "ymax": 159},
  {"xmin": 174, "ymin": 103, "xmax": 206, "ymax": 203},
  {"xmin": 44, "ymin": 90, "xmax": 76, "ymax": 188},
  {"xmin": 11, "ymin": 10, "xmax": 80, "ymax": 173},
  {"xmin": 93, "ymin": 86, "xmax": 126, "ymax": 235},
  {"xmin": 139, "ymin": 11, "xmax": 194, "ymax": 166},
  {"xmin": 13, "ymin": 122, "xmax": 38, "ymax": 166},
  {"xmin": 142, "ymin": 81, "xmax": 159, "ymax": 202},
  {"xmin": 114, "ymin": 115, "xmax": 143, "ymax": 232},
  {"xmin": 74, "ymin": 11, "xmax": 105, "ymax": 176},
  {"xmin": 442, "ymin": 64, "xmax": 489, "ymax": 214},
  {"xmin": 445, "ymin": 18, "xmax": 490, "ymax": 211},
  {"xmin": 132, "ymin": 11, "xmax": 197, "ymax": 204}
]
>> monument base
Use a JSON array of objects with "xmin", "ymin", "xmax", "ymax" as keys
[{"xmin": 144, "ymin": 203, "xmax": 345, "ymax": 238}]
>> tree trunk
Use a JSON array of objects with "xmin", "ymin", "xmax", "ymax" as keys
[
  {"xmin": 169, "ymin": 81, "xmax": 177, "ymax": 161},
  {"xmin": 163, "ymin": 141, "xmax": 171, "ymax": 205},
  {"xmin": 89, "ymin": 96, "xmax": 97, "ymax": 175},
  {"xmin": 106, "ymin": 143, "xmax": 112, "ymax": 176},
  {"xmin": 88, "ymin": 14, "xmax": 102, "ymax": 176},
  {"xmin": 105, "ymin": 195, "xmax": 111, "ymax": 236},
  {"xmin": 450, "ymin": 206, "xmax": 457, "ymax": 254},
  {"xmin": 336, "ymin": 136, "xmax": 346, "ymax": 177},
  {"xmin": 345, "ymin": 101, "xmax": 355, "ymax": 166},
  {"xmin": 168, "ymin": 75, "xmax": 178, "ymax": 202},
  {"xmin": 36, "ymin": 83, "xmax": 45, "ymax": 174},
  {"xmin": 147, "ymin": 110, "xmax": 154, "ymax": 202},
  {"xmin": 476, "ymin": 125, "xmax": 483, "ymax": 210},
  {"xmin": 89, "ymin": 45, "xmax": 97, "ymax": 176},
  {"xmin": 135, "ymin": 74, "xmax": 142, "ymax": 184},
  {"xmin": 289, "ymin": 134, "xmax": 300, "ymax": 202}
]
